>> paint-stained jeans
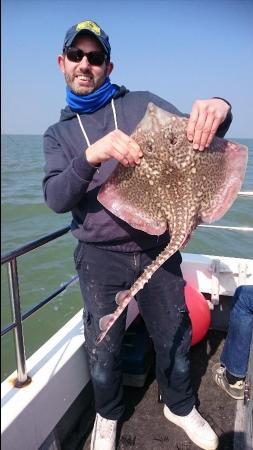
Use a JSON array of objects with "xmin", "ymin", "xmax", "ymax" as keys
[
  {"xmin": 74, "ymin": 242, "xmax": 195, "ymax": 420},
  {"xmin": 221, "ymin": 285, "xmax": 253, "ymax": 378}
]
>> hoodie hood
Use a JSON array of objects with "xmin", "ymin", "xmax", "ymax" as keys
[{"xmin": 60, "ymin": 84, "xmax": 129, "ymax": 122}]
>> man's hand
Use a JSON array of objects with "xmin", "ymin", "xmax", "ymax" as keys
[
  {"xmin": 86, "ymin": 129, "xmax": 143, "ymax": 167},
  {"xmin": 187, "ymin": 98, "xmax": 230, "ymax": 151}
]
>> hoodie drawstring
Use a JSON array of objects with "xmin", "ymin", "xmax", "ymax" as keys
[{"xmin": 76, "ymin": 98, "xmax": 118, "ymax": 148}]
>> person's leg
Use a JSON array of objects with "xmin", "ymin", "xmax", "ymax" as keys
[
  {"xmin": 137, "ymin": 247, "xmax": 218, "ymax": 450},
  {"xmin": 74, "ymin": 242, "xmax": 135, "ymax": 420},
  {"xmin": 213, "ymin": 285, "xmax": 253, "ymax": 400},
  {"xmin": 137, "ymin": 248, "xmax": 195, "ymax": 416},
  {"xmin": 221, "ymin": 285, "xmax": 253, "ymax": 378}
]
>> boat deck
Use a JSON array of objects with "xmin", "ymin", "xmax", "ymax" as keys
[{"xmin": 79, "ymin": 330, "xmax": 238, "ymax": 450}]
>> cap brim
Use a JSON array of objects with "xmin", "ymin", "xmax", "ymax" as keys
[{"xmin": 71, "ymin": 29, "xmax": 109, "ymax": 55}]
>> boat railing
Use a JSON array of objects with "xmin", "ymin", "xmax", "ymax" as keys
[
  {"xmin": 1, "ymin": 225, "xmax": 76, "ymax": 387},
  {"xmin": 1, "ymin": 192, "xmax": 253, "ymax": 387}
]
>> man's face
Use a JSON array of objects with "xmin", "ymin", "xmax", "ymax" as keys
[{"xmin": 58, "ymin": 35, "xmax": 113, "ymax": 95}]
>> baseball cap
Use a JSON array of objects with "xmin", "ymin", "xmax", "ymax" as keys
[{"xmin": 63, "ymin": 20, "xmax": 111, "ymax": 59}]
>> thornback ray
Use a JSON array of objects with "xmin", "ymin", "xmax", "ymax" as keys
[{"xmin": 96, "ymin": 103, "xmax": 248, "ymax": 344}]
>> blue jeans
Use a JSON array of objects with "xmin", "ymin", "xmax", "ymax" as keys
[
  {"xmin": 74, "ymin": 242, "xmax": 195, "ymax": 420},
  {"xmin": 221, "ymin": 285, "xmax": 253, "ymax": 378}
]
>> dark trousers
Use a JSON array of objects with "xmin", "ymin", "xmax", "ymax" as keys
[{"xmin": 74, "ymin": 242, "xmax": 195, "ymax": 420}]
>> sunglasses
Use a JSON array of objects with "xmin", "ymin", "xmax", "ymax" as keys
[{"xmin": 64, "ymin": 47, "xmax": 107, "ymax": 66}]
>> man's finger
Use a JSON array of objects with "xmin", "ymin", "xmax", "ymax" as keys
[
  {"xmin": 115, "ymin": 130, "xmax": 142, "ymax": 153},
  {"xmin": 117, "ymin": 131, "xmax": 143, "ymax": 161},
  {"xmin": 205, "ymin": 117, "xmax": 221, "ymax": 148},
  {"xmin": 114, "ymin": 137, "xmax": 142, "ymax": 166},
  {"xmin": 112, "ymin": 139, "xmax": 135, "ymax": 166},
  {"xmin": 198, "ymin": 114, "xmax": 215, "ymax": 150},
  {"xmin": 187, "ymin": 103, "xmax": 199, "ymax": 141},
  {"xmin": 192, "ymin": 110, "xmax": 208, "ymax": 149}
]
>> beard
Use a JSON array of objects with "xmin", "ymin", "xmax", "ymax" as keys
[{"xmin": 64, "ymin": 73, "xmax": 95, "ymax": 95}]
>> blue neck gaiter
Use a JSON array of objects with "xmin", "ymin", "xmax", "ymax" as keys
[{"xmin": 66, "ymin": 77, "xmax": 118, "ymax": 114}]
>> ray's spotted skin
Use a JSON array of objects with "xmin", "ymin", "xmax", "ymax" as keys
[{"xmin": 96, "ymin": 103, "xmax": 248, "ymax": 344}]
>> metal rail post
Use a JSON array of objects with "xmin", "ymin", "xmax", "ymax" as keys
[{"xmin": 7, "ymin": 258, "xmax": 28, "ymax": 386}]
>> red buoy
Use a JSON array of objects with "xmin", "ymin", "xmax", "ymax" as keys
[{"xmin": 184, "ymin": 283, "xmax": 211, "ymax": 346}]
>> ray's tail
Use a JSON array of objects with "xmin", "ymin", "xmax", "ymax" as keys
[{"xmin": 96, "ymin": 237, "xmax": 182, "ymax": 344}]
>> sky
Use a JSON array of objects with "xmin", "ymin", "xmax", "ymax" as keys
[{"xmin": 1, "ymin": 0, "xmax": 253, "ymax": 137}]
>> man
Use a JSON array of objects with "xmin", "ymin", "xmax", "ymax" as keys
[
  {"xmin": 213, "ymin": 285, "xmax": 253, "ymax": 400},
  {"xmin": 43, "ymin": 19, "xmax": 232, "ymax": 450}
]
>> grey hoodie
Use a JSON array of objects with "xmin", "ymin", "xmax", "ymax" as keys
[{"xmin": 43, "ymin": 87, "xmax": 232, "ymax": 252}]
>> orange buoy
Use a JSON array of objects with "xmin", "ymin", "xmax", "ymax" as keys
[{"xmin": 184, "ymin": 283, "xmax": 211, "ymax": 346}]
